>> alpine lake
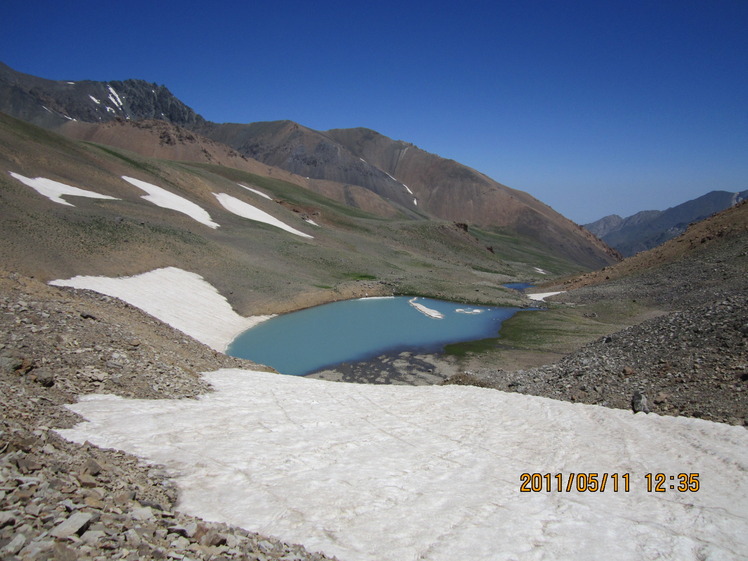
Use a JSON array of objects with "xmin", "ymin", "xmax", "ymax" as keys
[{"xmin": 227, "ymin": 296, "xmax": 531, "ymax": 376}]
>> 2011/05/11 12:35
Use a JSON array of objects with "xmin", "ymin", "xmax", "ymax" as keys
[{"xmin": 519, "ymin": 472, "xmax": 700, "ymax": 493}]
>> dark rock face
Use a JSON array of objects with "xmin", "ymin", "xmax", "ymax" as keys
[{"xmin": 0, "ymin": 62, "xmax": 205, "ymax": 128}]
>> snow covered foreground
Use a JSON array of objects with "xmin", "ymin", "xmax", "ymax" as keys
[
  {"xmin": 50, "ymin": 267, "xmax": 748, "ymax": 560},
  {"xmin": 59, "ymin": 370, "xmax": 748, "ymax": 561}
]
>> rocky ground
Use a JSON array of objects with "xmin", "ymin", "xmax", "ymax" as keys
[
  {"xmin": 0, "ymin": 270, "xmax": 338, "ymax": 560},
  {"xmin": 2, "ymin": 203, "xmax": 746, "ymax": 559},
  {"xmin": 445, "ymin": 215, "xmax": 748, "ymax": 426}
]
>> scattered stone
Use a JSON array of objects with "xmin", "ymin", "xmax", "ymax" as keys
[
  {"xmin": 631, "ymin": 391, "xmax": 651, "ymax": 414},
  {"xmin": 50, "ymin": 511, "xmax": 95, "ymax": 538}
]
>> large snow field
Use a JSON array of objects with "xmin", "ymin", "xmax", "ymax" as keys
[
  {"xmin": 50, "ymin": 267, "xmax": 273, "ymax": 352},
  {"xmin": 214, "ymin": 192, "xmax": 313, "ymax": 238},
  {"xmin": 122, "ymin": 176, "xmax": 220, "ymax": 229},
  {"xmin": 50, "ymin": 267, "xmax": 748, "ymax": 560},
  {"xmin": 8, "ymin": 171, "xmax": 119, "ymax": 206},
  {"xmin": 59, "ymin": 369, "xmax": 748, "ymax": 561}
]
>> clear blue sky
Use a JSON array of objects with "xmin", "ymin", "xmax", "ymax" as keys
[{"xmin": 2, "ymin": 0, "xmax": 746, "ymax": 223}]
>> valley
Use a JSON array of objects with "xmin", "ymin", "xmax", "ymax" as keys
[{"xmin": 0, "ymin": 62, "xmax": 746, "ymax": 561}]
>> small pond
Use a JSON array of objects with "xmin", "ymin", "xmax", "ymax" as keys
[
  {"xmin": 503, "ymin": 282, "xmax": 535, "ymax": 292},
  {"xmin": 227, "ymin": 296, "xmax": 525, "ymax": 376}
]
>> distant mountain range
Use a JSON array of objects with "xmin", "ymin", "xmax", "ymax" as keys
[
  {"xmin": 585, "ymin": 190, "xmax": 748, "ymax": 256},
  {"xmin": 0, "ymin": 61, "xmax": 616, "ymax": 270}
]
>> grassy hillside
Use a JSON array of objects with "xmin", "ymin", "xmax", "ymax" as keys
[{"xmin": 0, "ymin": 112, "xmax": 592, "ymax": 319}]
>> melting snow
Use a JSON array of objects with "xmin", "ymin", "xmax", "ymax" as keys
[
  {"xmin": 214, "ymin": 193, "xmax": 313, "ymax": 239},
  {"xmin": 122, "ymin": 176, "xmax": 220, "ymax": 229},
  {"xmin": 50, "ymin": 267, "xmax": 271, "ymax": 352},
  {"xmin": 8, "ymin": 172, "xmax": 119, "ymax": 207},
  {"xmin": 408, "ymin": 297, "xmax": 444, "ymax": 319},
  {"xmin": 526, "ymin": 291, "xmax": 565, "ymax": 301},
  {"xmin": 534, "ymin": 267, "xmax": 549, "ymax": 275},
  {"xmin": 58, "ymin": 369, "xmax": 748, "ymax": 561},
  {"xmin": 238, "ymin": 183, "xmax": 273, "ymax": 200},
  {"xmin": 48, "ymin": 267, "xmax": 748, "ymax": 561},
  {"xmin": 107, "ymin": 85, "xmax": 123, "ymax": 108},
  {"xmin": 89, "ymin": 95, "xmax": 101, "ymax": 105}
]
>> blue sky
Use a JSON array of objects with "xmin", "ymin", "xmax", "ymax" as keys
[{"xmin": 2, "ymin": 0, "xmax": 746, "ymax": 223}]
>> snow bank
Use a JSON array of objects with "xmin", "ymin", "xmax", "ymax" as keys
[
  {"xmin": 59, "ymin": 368, "xmax": 748, "ymax": 561},
  {"xmin": 50, "ymin": 267, "xmax": 271, "ymax": 352},
  {"xmin": 122, "ymin": 176, "xmax": 219, "ymax": 229},
  {"xmin": 527, "ymin": 291, "xmax": 565, "ymax": 301},
  {"xmin": 213, "ymin": 193, "xmax": 313, "ymax": 239},
  {"xmin": 238, "ymin": 183, "xmax": 273, "ymax": 200},
  {"xmin": 9, "ymin": 172, "xmax": 119, "ymax": 207}
]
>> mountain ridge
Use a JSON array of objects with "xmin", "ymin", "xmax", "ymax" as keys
[
  {"xmin": 585, "ymin": 190, "xmax": 748, "ymax": 256},
  {"xmin": 0, "ymin": 61, "xmax": 617, "ymax": 270}
]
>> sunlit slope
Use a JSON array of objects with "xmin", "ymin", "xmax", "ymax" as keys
[{"xmin": 2, "ymin": 112, "xmax": 586, "ymax": 315}]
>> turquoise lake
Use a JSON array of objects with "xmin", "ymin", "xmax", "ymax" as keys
[{"xmin": 227, "ymin": 296, "xmax": 525, "ymax": 376}]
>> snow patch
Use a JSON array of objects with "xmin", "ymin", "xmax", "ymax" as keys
[
  {"xmin": 408, "ymin": 297, "xmax": 443, "ymax": 319},
  {"xmin": 238, "ymin": 183, "xmax": 273, "ymax": 200},
  {"xmin": 121, "ymin": 176, "xmax": 219, "ymax": 229},
  {"xmin": 50, "ymin": 267, "xmax": 271, "ymax": 352},
  {"xmin": 526, "ymin": 291, "xmax": 565, "ymax": 301},
  {"xmin": 8, "ymin": 172, "xmax": 119, "ymax": 207},
  {"xmin": 213, "ymin": 193, "xmax": 313, "ymax": 239},
  {"xmin": 57, "ymin": 368, "xmax": 748, "ymax": 561},
  {"xmin": 534, "ymin": 267, "xmax": 549, "ymax": 275},
  {"xmin": 89, "ymin": 95, "xmax": 101, "ymax": 105},
  {"xmin": 107, "ymin": 85, "xmax": 123, "ymax": 108}
]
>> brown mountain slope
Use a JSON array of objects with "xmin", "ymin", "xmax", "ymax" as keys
[
  {"xmin": 198, "ymin": 122, "xmax": 618, "ymax": 269},
  {"xmin": 326, "ymin": 128, "xmax": 619, "ymax": 269},
  {"xmin": 57, "ymin": 119, "xmax": 406, "ymax": 219},
  {"xmin": 0, "ymin": 62, "xmax": 617, "ymax": 270},
  {"xmin": 556, "ymin": 200, "xmax": 748, "ymax": 292}
]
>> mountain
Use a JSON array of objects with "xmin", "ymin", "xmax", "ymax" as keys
[
  {"xmin": 0, "ymin": 61, "xmax": 204, "ymax": 129},
  {"xmin": 1, "ymin": 109, "xmax": 586, "ymax": 318},
  {"xmin": 0, "ymin": 62, "xmax": 617, "ymax": 270},
  {"xmin": 585, "ymin": 190, "xmax": 748, "ymax": 256}
]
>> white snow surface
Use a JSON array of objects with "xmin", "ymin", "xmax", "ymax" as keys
[
  {"xmin": 238, "ymin": 183, "xmax": 273, "ymax": 200},
  {"xmin": 50, "ymin": 267, "xmax": 271, "ymax": 352},
  {"xmin": 58, "ymin": 368, "xmax": 748, "ymax": 561},
  {"xmin": 408, "ymin": 297, "xmax": 444, "ymax": 319},
  {"xmin": 121, "ymin": 176, "xmax": 219, "ymax": 229},
  {"xmin": 213, "ymin": 193, "xmax": 313, "ymax": 238},
  {"xmin": 107, "ymin": 85, "xmax": 123, "ymax": 108},
  {"xmin": 49, "ymin": 267, "xmax": 748, "ymax": 560},
  {"xmin": 9, "ymin": 172, "xmax": 119, "ymax": 207},
  {"xmin": 527, "ymin": 291, "xmax": 566, "ymax": 301}
]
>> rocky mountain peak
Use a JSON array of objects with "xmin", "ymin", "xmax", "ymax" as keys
[{"xmin": 0, "ymin": 62, "xmax": 205, "ymax": 129}]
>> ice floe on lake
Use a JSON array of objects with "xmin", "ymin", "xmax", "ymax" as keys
[
  {"xmin": 408, "ymin": 297, "xmax": 444, "ymax": 319},
  {"xmin": 9, "ymin": 172, "xmax": 119, "ymax": 207}
]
